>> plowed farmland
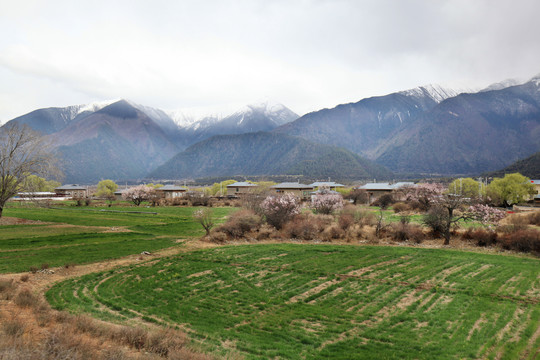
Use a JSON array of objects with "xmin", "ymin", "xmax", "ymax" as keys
[{"xmin": 46, "ymin": 244, "xmax": 540, "ymax": 359}]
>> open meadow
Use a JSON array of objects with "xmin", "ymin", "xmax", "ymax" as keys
[
  {"xmin": 1, "ymin": 204, "xmax": 539, "ymax": 359},
  {"xmin": 46, "ymin": 244, "xmax": 540, "ymax": 359},
  {"xmin": 0, "ymin": 204, "xmax": 233, "ymax": 273}
]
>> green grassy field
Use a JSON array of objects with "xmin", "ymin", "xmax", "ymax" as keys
[
  {"xmin": 1, "ymin": 205, "xmax": 233, "ymax": 273},
  {"xmin": 46, "ymin": 244, "xmax": 540, "ymax": 360}
]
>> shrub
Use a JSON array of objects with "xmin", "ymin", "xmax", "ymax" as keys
[
  {"xmin": 338, "ymin": 212, "xmax": 354, "ymax": 230},
  {"xmin": 145, "ymin": 328, "xmax": 187, "ymax": 356},
  {"xmin": 356, "ymin": 208, "xmax": 377, "ymax": 227},
  {"xmin": 2, "ymin": 318, "xmax": 26, "ymax": 338},
  {"xmin": 392, "ymin": 202, "xmax": 410, "ymax": 213},
  {"xmin": 526, "ymin": 211, "xmax": 540, "ymax": 226},
  {"xmin": 14, "ymin": 288, "xmax": 37, "ymax": 308},
  {"xmin": 389, "ymin": 221, "xmax": 425, "ymax": 243},
  {"xmin": 207, "ymin": 231, "xmax": 228, "ymax": 244},
  {"xmin": 375, "ymin": 193, "xmax": 394, "ymax": 210},
  {"xmin": 422, "ymin": 206, "xmax": 448, "ymax": 237},
  {"xmin": 282, "ymin": 214, "xmax": 320, "ymax": 240},
  {"xmin": 502, "ymin": 214, "xmax": 529, "ymax": 232},
  {"xmin": 311, "ymin": 194, "xmax": 343, "ymax": 214},
  {"xmin": 0, "ymin": 279, "xmax": 15, "ymax": 295},
  {"xmin": 260, "ymin": 193, "xmax": 301, "ymax": 229},
  {"xmin": 217, "ymin": 210, "xmax": 261, "ymax": 238},
  {"xmin": 256, "ymin": 224, "xmax": 276, "ymax": 240},
  {"xmin": 187, "ymin": 193, "xmax": 212, "ymax": 207},
  {"xmin": 345, "ymin": 189, "xmax": 369, "ymax": 205},
  {"xmin": 321, "ymin": 224, "xmax": 345, "ymax": 241},
  {"xmin": 500, "ymin": 229, "xmax": 540, "ymax": 254},
  {"xmin": 120, "ymin": 326, "xmax": 147, "ymax": 350},
  {"xmin": 461, "ymin": 228, "xmax": 498, "ymax": 247}
]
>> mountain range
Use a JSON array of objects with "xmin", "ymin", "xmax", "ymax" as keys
[{"xmin": 2, "ymin": 74, "xmax": 540, "ymax": 183}]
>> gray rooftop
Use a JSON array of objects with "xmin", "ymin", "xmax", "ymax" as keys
[
  {"xmin": 55, "ymin": 184, "xmax": 86, "ymax": 190},
  {"xmin": 158, "ymin": 185, "xmax": 188, "ymax": 191},
  {"xmin": 227, "ymin": 182, "xmax": 258, "ymax": 187},
  {"xmin": 271, "ymin": 182, "xmax": 314, "ymax": 189},
  {"xmin": 359, "ymin": 182, "xmax": 416, "ymax": 190},
  {"xmin": 309, "ymin": 181, "xmax": 345, "ymax": 188}
]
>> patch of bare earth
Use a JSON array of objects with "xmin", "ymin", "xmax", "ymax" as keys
[{"xmin": 0, "ymin": 216, "xmax": 49, "ymax": 225}]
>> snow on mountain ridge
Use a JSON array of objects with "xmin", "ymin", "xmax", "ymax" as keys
[
  {"xmin": 400, "ymin": 84, "xmax": 459, "ymax": 103},
  {"xmin": 480, "ymin": 78, "xmax": 523, "ymax": 92}
]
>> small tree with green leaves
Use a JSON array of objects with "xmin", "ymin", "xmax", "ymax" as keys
[
  {"xmin": 95, "ymin": 179, "xmax": 118, "ymax": 198},
  {"xmin": 487, "ymin": 173, "xmax": 536, "ymax": 207}
]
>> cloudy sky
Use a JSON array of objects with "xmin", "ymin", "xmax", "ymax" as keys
[{"xmin": 1, "ymin": 0, "xmax": 539, "ymax": 122}]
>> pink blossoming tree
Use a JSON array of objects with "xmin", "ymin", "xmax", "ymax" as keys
[
  {"xmin": 260, "ymin": 193, "xmax": 301, "ymax": 229},
  {"xmin": 122, "ymin": 185, "xmax": 155, "ymax": 206},
  {"xmin": 311, "ymin": 194, "xmax": 343, "ymax": 214}
]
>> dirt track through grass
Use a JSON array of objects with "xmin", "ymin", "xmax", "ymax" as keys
[{"xmin": 46, "ymin": 244, "xmax": 540, "ymax": 359}]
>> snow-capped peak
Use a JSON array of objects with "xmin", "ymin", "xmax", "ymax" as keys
[
  {"xmin": 77, "ymin": 99, "xmax": 119, "ymax": 115},
  {"xmin": 400, "ymin": 84, "xmax": 459, "ymax": 103},
  {"xmin": 480, "ymin": 78, "xmax": 523, "ymax": 92},
  {"xmin": 529, "ymin": 73, "xmax": 540, "ymax": 87}
]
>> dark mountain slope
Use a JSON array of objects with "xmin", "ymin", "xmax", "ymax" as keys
[
  {"xmin": 483, "ymin": 151, "xmax": 540, "ymax": 179},
  {"xmin": 375, "ymin": 77, "xmax": 540, "ymax": 174},
  {"xmin": 50, "ymin": 100, "xmax": 180, "ymax": 183},
  {"xmin": 274, "ymin": 85, "xmax": 454, "ymax": 156},
  {"xmin": 149, "ymin": 132, "xmax": 392, "ymax": 181}
]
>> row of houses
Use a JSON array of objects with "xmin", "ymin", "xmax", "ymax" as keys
[
  {"xmin": 15, "ymin": 181, "xmax": 414, "ymax": 202},
  {"xmin": 227, "ymin": 181, "xmax": 345, "ymax": 199}
]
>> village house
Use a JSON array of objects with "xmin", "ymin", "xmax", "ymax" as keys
[
  {"xmin": 358, "ymin": 182, "xmax": 416, "ymax": 204},
  {"xmin": 309, "ymin": 181, "xmax": 345, "ymax": 191},
  {"xmin": 155, "ymin": 185, "xmax": 188, "ymax": 199},
  {"xmin": 226, "ymin": 182, "xmax": 258, "ymax": 197},
  {"xmin": 529, "ymin": 180, "xmax": 540, "ymax": 206},
  {"xmin": 54, "ymin": 184, "xmax": 87, "ymax": 198},
  {"xmin": 271, "ymin": 182, "xmax": 314, "ymax": 200}
]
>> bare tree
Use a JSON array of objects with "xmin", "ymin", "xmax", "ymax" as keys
[
  {"xmin": 0, "ymin": 123, "xmax": 59, "ymax": 218},
  {"xmin": 423, "ymin": 194, "xmax": 472, "ymax": 245},
  {"xmin": 193, "ymin": 208, "xmax": 215, "ymax": 236}
]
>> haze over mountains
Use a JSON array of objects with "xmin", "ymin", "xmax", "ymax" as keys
[{"xmin": 2, "ymin": 74, "xmax": 540, "ymax": 183}]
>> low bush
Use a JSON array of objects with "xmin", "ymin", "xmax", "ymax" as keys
[
  {"xmin": 338, "ymin": 212, "xmax": 355, "ymax": 230},
  {"xmin": 461, "ymin": 228, "xmax": 498, "ymax": 247},
  {"xmin": 208, "ymin": 231, "xmax": 228, "ymax": 244},
  {"xmin": 216, "ymin": 210, "xmax": 261, "ymax": 238},
  {"xmin": 422, "ymin": 206, "xmax": 448, "ymax": 237},
  {"xmin": 321, "ymin": 224, "xmax": 345, "ymax": 241},
  {"xmin": 392, "ymin": 202, "xmax": 410, "ymax": 213},
  {"xmin": 371, "ymin": 193, "xmax": 394, "ymax": 209},
  {"xmin": 0, "ymin": 279, "xmax": 16, "ymax": 300},
  {"xmin": 500, "ymin": 229, "xmax": 540, "ymax": 254},
  {"xmin": 14, "ymin": 288, "xmax": 37, "ymax": 308},
  {"xmin": 389, "ymin": 221, "xmax": 425, "ymax": 243},
  {"xmin": 145, "ymin": 328, "xmax": 188, "ymax": 356},
  {"xmin": 503, "ymin": 213, "xmax": 530, "ymax": 231},
  {"xmin": 2, "ymin": 318, "xmax": 26, "ymax": 338},
  {"xmin": 256, "ymin": 224, "xmax": 275, "ymax": 240},
  {"xmin": 282, "ymin": 214, "xmax": 320, "ymax": 240},
  {"xmin": 525, "ymin": 211, "xmax": 540, "ymax": 226}
]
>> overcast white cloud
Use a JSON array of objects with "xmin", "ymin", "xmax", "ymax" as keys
[{"xmin": 1, "ymin": 0, "xmax": 539, "ymax": 122}]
